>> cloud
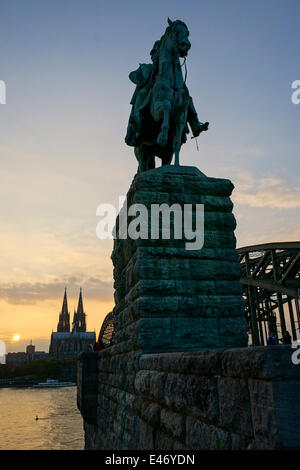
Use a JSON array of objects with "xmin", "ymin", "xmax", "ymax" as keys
[
  {"xmin": 233, "ymin": 172, "xmax": 300, "ymax": 209},
  {"xmin": 0, "ymin": 276, "xmax": 113, "ymax": 305}
]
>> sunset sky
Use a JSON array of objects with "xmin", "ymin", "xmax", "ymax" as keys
[{"xmin": 0, "ymin": 0, "xmax": 299, "ymax": 352}]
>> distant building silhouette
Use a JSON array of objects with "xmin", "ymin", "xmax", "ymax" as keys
[
  {"xmin": 26, "ymin": 340, "xmax": 35, "ymax": 360},
  {"xmin": 6, "ymin": 352, "xmax": 27, "ymax": 367},
  {"xmin": 49, "ymin": 288, "xmax": 95, "ymax": 360},
  {"xmin": 6, "ymin": 340, "xmax": 49, "ymax": 367}
]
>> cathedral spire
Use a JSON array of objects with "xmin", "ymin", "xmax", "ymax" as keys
[
  {"xmin": 77, "ymin": 288, "xmax": 83, "ymax": 314},
  {"xmin": 57, "ymin": 287, "xmax": 70, "ymax": 332},
  {"xmin": 72, "ymin": 288, "xmax": 86, "ymax": 332},
  {"xmin": 62, "ymin": 287, "xmax": 68, "ymax": 314},
  {"xmin": 72, "ymin": 307, "xmax": 78, "ymax": 332}
]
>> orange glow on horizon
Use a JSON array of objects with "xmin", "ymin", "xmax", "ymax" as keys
[{"xmin": 1, "ymin": 297, "xmax": 113, "ymax": 352}]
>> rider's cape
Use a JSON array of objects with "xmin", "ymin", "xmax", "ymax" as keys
[{"xmin": 129, "ymin": 63, "xmax": 153, "ymax": 110}]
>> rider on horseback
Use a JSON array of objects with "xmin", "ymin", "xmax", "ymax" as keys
[
  {"xmin": 125, "ymin": 38, "xmax": 208, "ymax": 148},
  {"xmin": 125, "ymin": 19, "xmax": 209, "ymax": 171},
  {"xmin": 125, "ymin": 40, "xmax": 160, "ymax": 147}
]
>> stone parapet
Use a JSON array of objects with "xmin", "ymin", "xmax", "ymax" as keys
[{"xmin": 82, "ymin": 345, "xmax": 300, "ymax": 450}]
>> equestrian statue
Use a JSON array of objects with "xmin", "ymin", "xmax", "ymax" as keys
[{"xmin": 125, "ymin": 18, "xmax": 209, "ymax": 172}]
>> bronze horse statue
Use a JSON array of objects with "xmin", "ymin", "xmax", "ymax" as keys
[{"xmin": 125, "ymin": 18, "xmax": 209, "ymax": 172}]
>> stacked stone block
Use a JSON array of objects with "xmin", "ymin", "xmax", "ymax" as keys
[{"xmin": 111, "ymin": 165, "xmax": 247, "ymax": 353}]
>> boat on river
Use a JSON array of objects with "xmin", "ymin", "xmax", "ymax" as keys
[{"xmin": 33, "ymin": 378, "xmax": 76, "ymax": 388}]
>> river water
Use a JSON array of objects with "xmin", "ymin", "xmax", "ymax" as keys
[{"xmin": 0, "ymin": 386, "xmax": 84, "ymax": 450}]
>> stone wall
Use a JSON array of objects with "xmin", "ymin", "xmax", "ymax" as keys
[{"xmin": 78, "ymin": 345, "xmax": 300, "ymax": 450}]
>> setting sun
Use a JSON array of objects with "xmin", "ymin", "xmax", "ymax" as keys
[{"xmin": 12, "ymin": 334, "xmax": 21, "ymax": 342}]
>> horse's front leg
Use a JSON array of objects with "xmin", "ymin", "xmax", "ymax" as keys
[
  {"xmin": 151, "ymin": 80, "xmax": 173, "ymax": 148},
  {"xmin": 157, "ymin": 99, "xmax": 171, "ymax": 147},
  {"xmin": 174, "ymin": 121, "xmax": 182, "ymax": 166},
  {"xmin": 134, "ymin": 145, "xmax": 147, "ymax": 173},
  {"xmin": 174, "ymin": 108, "xmax": 188, "ymax": 166}
]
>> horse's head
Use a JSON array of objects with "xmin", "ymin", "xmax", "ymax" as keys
[{"xmin": 164, "ymin": 18, "xmax": 191, "ymax": 58}]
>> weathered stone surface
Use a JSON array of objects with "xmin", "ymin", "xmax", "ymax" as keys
[
  {"xmin": 248, "ymin": 377, "xmax": 278, "ymax": 446},
  {"xmin": 80, "ymin": 346, "xmax": 300, "ymax": 450},
  {"xmin": 138, "ymin": 418, "xmax": 155, "ymax": 449},
  {"xmin": 155, "ymin": 431, "xmax": 176, "ymax": 450},
  {"xmin": 131, "ymin": 170, "xmax": 234, "ymax": 197},
  {"xmin": 125, "ymin": 254, "xmax": 241, "ymax": 283},
  {"xmin": 160, "ymin": 408, "xmax": 185, "ymax": 440},
  {"xmin": 220, "ymin": 345, "xmax": 299, "ymax": 380},
  {"xmin": 185, "ymin": 416, "xmax": 231, "ymax": 450},
  {"xmin": 134, "ymin": 370, "xmax": 151, "ymax": 395},
  {"xmin": 134, "ymin": 191, "xmax": 234, "ymax": 212},
  {"xmin": 124, "ymin": 279, "xmax": 242, "ymax": 304},
  {"xmin": 246, "ymin": 438, "xmax": 275, "ymax": 450},
  {"xmin": 137, "ymin": 317, "xmax": 222, "ymax": 352},
  {"xmin": 111, "ymin": 166, "xmax": 247, "ymax": 352},
  {"xmin": 149, "ymin": 372, "xmax": 168, "ymax": 402},
  {"xmin": 77, "ymin": 352, "xmax": 98, "ymax": 425},
  {"xmin": 272, "ymin": 380, "xmax": 300, "ymax": 449},
  {"xmin": 231, "ymin": 433, "xmax": 252, "ymax": 450},
  {"xmin": 164, "ymin": 374, "xmax": 219, "ymax": 422},
  {"xmin": 139, "ymin": 350, "xmax": 224, "ymax": 376},
  {"xmin": 218, "ymin": 377, "xmax": 253, "ymax": 436},
  {"xmin": 140, "ymin": 402, "xmax": 161, "ymax": 428}
]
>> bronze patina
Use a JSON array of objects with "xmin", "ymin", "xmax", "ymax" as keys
[{"xmin": 125, "ymin": 18, "xmax": 209, "ymax": 172}]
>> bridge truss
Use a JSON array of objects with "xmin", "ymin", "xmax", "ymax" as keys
[{"xmin": 238, "ymin": 242, "xmax": 300, "ymax": 346}]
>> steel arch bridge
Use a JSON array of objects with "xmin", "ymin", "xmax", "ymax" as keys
[
  {"xmin": 98, "ymin": 311, "xmax": 115, "ymax": 347},
  {"xmin": 238, "ymin": 241, "xmax": 300, "ymax": 346}
]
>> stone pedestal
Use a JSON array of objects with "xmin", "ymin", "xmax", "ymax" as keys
[
  {"xmin": 78, "ymin": 166, "xmax": 300, "ymax": 451},
  {"xmin": 111, "ymin": 166, "xmax": 247, "ymax": 353}
]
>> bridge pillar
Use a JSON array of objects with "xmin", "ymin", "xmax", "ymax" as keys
[{"xmin": 111, "ymin": 165, "xmax": 247, "ymax": 353}]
